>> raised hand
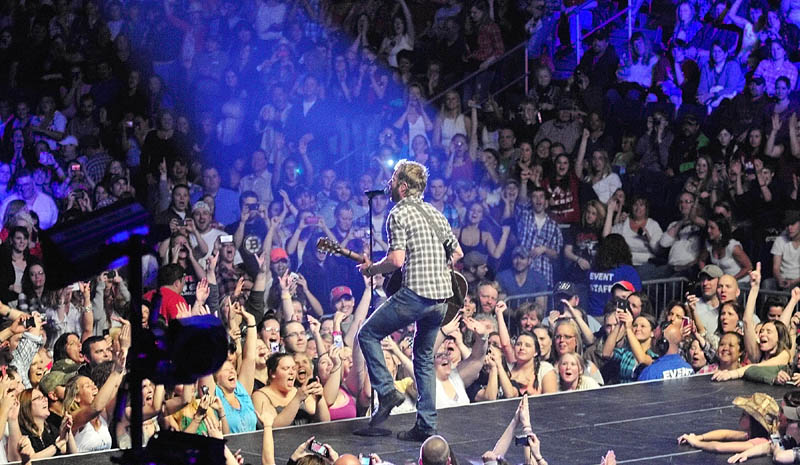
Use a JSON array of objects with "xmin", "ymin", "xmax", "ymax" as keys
[
  {"xmin": 254, "ymin": 249, "xmax": 268, "ymax": 272},
  {"xmin": 256, "ymin": 404, "xmax": 278, "ymax": 428},
  {"xmin": 195, "ymin": 278, "xmax": 210, "ymax": 305},
  {"xmin": 59, "ymin": 413, "xmax": 73, "ymax": 440},
  {"xmin": 207, "ymin": 251, "xmax": 219, "ymax": 273},
  {"xmin": 113, "ymin": 347, "xmax": 127, "ymax": 373},
  {"xmin": 517, "ymin": 394, "xmax": 531, "ymax": 428},
  {"xmin": 381, "ymin": 337, "xmax": 400, "ymax": 354},
  {"xmin": 307, "ymin": 315, "xmax": 321, "ymax": 335},
  {"xmin": 111, "ymin": 316, "xmax": 132, "ymax": 350},
  {"xmin": 440, "ymin": 312, "xmax": 462, "ymax": 336},
  {"xmin": 750, "ymin": 262, "xmax": 762, "ymax": 288},
  {"xmin": 600, "ymin": 450, "xmax": 617, "ymax": 465},
  {"xmin": 176, "ymin": 301, "xmax": 192, "ymax": 319},
  {"xmin": 233, "ymin": 277, "xmax": 246, "ymax": 299},
  {"xmin": 278, "ymin": 270, "xmax": 291, "ymax": 291},
  {"xmin": 494, "ymin": 300, "xmax": 507, "ymax": 316},
  {"xmin": 295, "ymin": 274, "xmax": 308, "ymax": 290}
]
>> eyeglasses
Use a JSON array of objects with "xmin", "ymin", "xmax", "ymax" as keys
[
  {"xmin": 555, "ymin": 334, "xmax": 576, "ymax": 340},
  {"xmin": 262, "ymin": 327, "xmax": 279, "ymax": 333},
  {"xmin": 284, "ymin": 331, "xmax": 305, "ymax": 339}
]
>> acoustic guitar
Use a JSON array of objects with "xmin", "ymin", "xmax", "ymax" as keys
[{"xmin": 316, "ymin": 237, "xmax": 467, "ymax": 325}]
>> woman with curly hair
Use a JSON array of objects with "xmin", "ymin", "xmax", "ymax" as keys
[{"xmin": 587, "ymin": 234, "xmax": 642, "ymax": 317}]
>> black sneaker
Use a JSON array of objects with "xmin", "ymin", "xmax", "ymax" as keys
[
  {"xmin": 396, "ymin": 427, "xmax": 436, "ymax": 442},
  {"xmin": 369, "ymin": 390, "xmax": 405, "ymax": 427}
]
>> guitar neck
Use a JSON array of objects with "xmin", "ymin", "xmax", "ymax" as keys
[{"xmin": 336, "ymin": 246, "xmax": 366, "ymax": 264}]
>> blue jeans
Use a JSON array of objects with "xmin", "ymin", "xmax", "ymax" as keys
[{"xmin": 358, "ymin": 287, "xmax": 446, "ymax": 432}]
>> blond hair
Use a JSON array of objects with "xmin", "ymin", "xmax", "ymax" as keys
[{"xmin": 394, "ymin": 159, "xmax": 428, "ymax": 197}]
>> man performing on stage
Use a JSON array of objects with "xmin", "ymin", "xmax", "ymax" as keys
[{"xmin": 357, "ymin": 159, "xmax": 463, "ymax": 441}]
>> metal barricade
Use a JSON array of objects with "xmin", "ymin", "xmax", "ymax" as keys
[
  {"xmin": 640, "ymin": 278, "xmax": 689, "ymax": 314},
  {"xmin": 503, "ymin": 278, "xmax": 689, "ymax": 320}
]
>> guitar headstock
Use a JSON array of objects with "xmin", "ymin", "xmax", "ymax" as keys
[{"xmin": 316, "ymin": 237, "xmax": 342, "ymax": 256}]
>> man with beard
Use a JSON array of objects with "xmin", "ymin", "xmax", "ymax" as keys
[
  {"xmin": 534, "ymin": 98, "xmax": 582, "ymax": 154},
  {"xmin": 496, "ymin": 246, "xmax": 547, "ymax": 310},
  {"xmin": 357, "ymin": 159, "xmax": 463, "ymax": 441},
  {"xmin": 668, "ymin": 114, "xmax": 709, "ymax": 177},
  {"xmin": 690, "ymin": 265, "xmax": 723, "ymax": 336},
  {"xmin": 475, "ymin": 281, "xmax": 500, "ymax": 314},
  {"xmin": 728, "ymin": 75, "xmax": 770, "ymax": 136}
]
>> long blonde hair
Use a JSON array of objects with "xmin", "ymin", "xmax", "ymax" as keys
[{"xmin": 63, "ymin": 376, "xmax": 90, "ymax": 417}]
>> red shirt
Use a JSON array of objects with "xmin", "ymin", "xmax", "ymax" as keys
[
  {"xmin": 543, "ymin": 173, "xmax": 581, "ymax": 225},
  {"xmin": 144, "ymin": 286, "xmax": 187, "ymax": 321}
]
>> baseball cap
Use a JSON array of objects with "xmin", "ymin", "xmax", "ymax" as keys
[
  {"xmin": 463, "ymin": 251, "xmax": 488, "ymax": 268},
  {"xmin": 512, "ymin": 246, "xmax": 529, "ymax": 258},
  {"xmin": 39, "ymin": 370, "xmax": 78, "ymax": 395},
  {"xmin": 611, "ymin": 281, "xmax": 636, "ymax": 293},
  {"xmin": 270, "ymin": 248, "xmax": 289, "ymax": 262},
  {"xmin": 698, "ymin": 264, "xmax": 723, "ymax": 279},
  {"xmin": 554, "ymin": 281, "xmax": 577, "ymax": 297},
  {"xmin": 192, "ymin": 201, "xmax": 211, "ymax": 213},
  {"xmin": 58, "ymin": 135, "xmax": 79, "ymax": 146},
  {"xmin": 783, "ymin": 210, "xmax": 800, "ymax": 226},
  {"xmin": 330, "ymin": 286, "xmax": 353, "ymax": 302}
]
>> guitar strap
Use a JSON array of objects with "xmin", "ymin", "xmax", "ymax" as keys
[
  {"xmin": 407, "ymin": 201, "xmax": 464, "ymax": 305},
  {"xmin": 407, "ymin": 200, "xmax": 452, "ymax": 258}
]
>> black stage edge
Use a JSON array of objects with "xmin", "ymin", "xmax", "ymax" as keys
[{"xmin": 36, "ymin": 374, "xmax": 790, "ymax": 465}]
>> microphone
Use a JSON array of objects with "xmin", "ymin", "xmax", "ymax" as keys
[{"xmin": 364, "ymin": 188, "xmax": 387, "ymax": 198}]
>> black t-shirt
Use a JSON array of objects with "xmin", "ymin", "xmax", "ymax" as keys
[{"xmin": 21, "ymin": 421, "xmax": 60, "ymax": 454}]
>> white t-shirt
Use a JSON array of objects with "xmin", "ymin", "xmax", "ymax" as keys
[
  {"xmin": 706, "ymin": 239, "xmax": 746, "ymax": 283},
  {"xmin": 435, "ymin": 369, "xmax": 470, "ymax": 409},
  {"xmin": 192, "ymin": 228, "xmax": 243, "ymax": 265},
  {"xmin": 592, "ymin": 173, "xmax": 622, "ymax": 204},
  {"xmin": 74, "ymin": 415, "xmax": 112, "ymax": 452},
  {"xmin": 659, "ymin": 221, "xmax": 702, "ymax": 267},
  {"xmin": 612, "ymin": 219, "xmax": 663, "ymax": 266},
  {"xmin": 771, "ymin": 234, "xmax": 800, "ymax": 281},
  {"xmin": 255, "ymin": 2, "xmax": 286, "ymax": 41}
]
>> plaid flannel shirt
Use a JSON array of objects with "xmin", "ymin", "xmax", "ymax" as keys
[
  {"xmin": 387, "ymin": 196, "xmax": 458, "ymax": 300},
  {"xmin": 515, "ymin": 204, "xmax": 563, "ymax": 289}
]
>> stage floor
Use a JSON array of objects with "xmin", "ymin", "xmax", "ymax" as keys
[{"xmin": 40, "ymin": 374, "xmax": 792, "ymax": 465}]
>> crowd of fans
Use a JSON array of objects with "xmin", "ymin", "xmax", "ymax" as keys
[{"xmin": 3, "ymin": 0, "xmax": 800, "ymax": 461}]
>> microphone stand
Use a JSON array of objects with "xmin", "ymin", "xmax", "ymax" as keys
[{"xmin": 353, "ymin": 188, "xmax": 391, "ymax": 437}]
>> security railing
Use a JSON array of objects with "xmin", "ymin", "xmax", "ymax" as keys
[{"xmin": 503, "ymin": 277, "xmax": 793, "ymax": 324}]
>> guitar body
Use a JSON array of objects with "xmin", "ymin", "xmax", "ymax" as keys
[
  {"xmin": 317, "ymin": 237, "xmax": 467, "ymax": 326},
  {"xmin": 382, "ymin": 270, "xmax": 467, "ymax": 326}
]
